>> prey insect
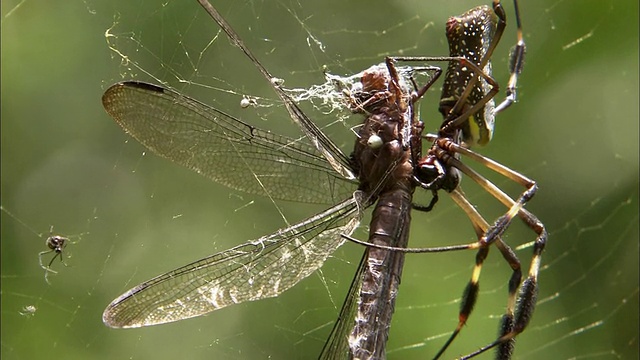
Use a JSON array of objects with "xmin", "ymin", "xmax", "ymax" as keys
[
  {"xmin": 101, "ymin": 2, "xmax": 431, "ymax": 344},
  {"xmin": 318, "ymin": 55, "xmax": 445, "ymax": 358}
]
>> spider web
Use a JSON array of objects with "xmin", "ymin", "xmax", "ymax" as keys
[{"xmin": 1, "ymin": 0, "xmax": 638, "ymax": 359}]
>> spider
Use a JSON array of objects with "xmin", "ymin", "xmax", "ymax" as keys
[
  {"xmin": 38, "ymin": 227, "xmax": 70, "ymax": 284},
  {"xmin": 345, "ymin": 0, "xmax": 546, "ymax": 358},
  {"xmin": 0, "ymin": 207, "xmax": 72, "ymax": 285}
]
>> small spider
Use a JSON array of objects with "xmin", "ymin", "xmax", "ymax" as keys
[{"xmin": 38, "ymin": 227, "xmax": 70, "ymax": 284}]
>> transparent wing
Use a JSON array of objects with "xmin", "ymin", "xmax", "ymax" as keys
[
  {"xmin": 319, "ymin": 252, "xmax": 367, "ymax": 360},
  {"xmin": 103, "ymin": 196, "xmax": 362, "ymax": 328},
  {"xmin": 102, "ymin": 81, "xmax": 356, "ymax": 205},
  {"xmin": 198, "ymin": 1, "xmax": 356, "ymax": 181}
]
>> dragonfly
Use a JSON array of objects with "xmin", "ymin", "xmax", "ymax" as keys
[{"xmin": 102, "ymin": 0, "xmax": 432, "ymax": 336}]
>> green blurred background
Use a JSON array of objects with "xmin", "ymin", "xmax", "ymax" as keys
[{"xmin": 2, "ymin": 0, "xmax": 638, "ymax": 359}]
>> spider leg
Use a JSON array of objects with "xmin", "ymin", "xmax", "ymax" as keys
[
  {"xmin": 38, "ymin": 249, "xmax": 59, "ymax": 272},
  {"xmin": 438, "ymin": 138, "xmax": 538, "ymax": 241},
  {"xmin": 433, "ymin": 187, "xmax": 524, "ymax": 359},
  {"xmin": 407, "ymin": 65, "xmax": 443, "ymax": 101},
  {"xmin": 39, "ymin": 250, "xmax": 60, "ymax": 285},
  {"xmin": 385, "ymin": 57, "xmax": 443, "ymax": 103},
  {"xmin": 390, "ymin": 56, "xmax": 501, "ymax": 134},
  {"xmin": 472, "ymin": 210, "xmax": 545, "ymax": 360},
  {"xmin": 437, "ymin": 142, "xmax": 547, "ymax": 359},
  {"xmin": 494, "ymin": 0, "xmax": 526, "ymax": 114}
]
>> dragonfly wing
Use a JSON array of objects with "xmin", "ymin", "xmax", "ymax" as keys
[
  {"xmin": 102, "ymin": 81, "xmax": 356, "ymax": 204},
  {"xmin": 319, "ymin": 251, "xmax": 366, "ymax": 360},
  {"xmin": 198, "ymin": 2, "xmax": 356, "ymax": 180},
  {"xmin": 103, "ymin": 196, "xmax": 362, "ymax": 328}
]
